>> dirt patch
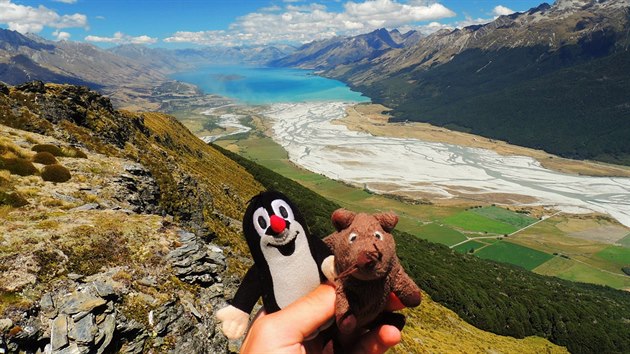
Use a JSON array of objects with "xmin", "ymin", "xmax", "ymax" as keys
[
  {"xmin": 557, "ymin": 218, "xmax": 630, "ymax": 244},
  {"xmin": 335, "ymin": 104, "xmax": 630, "ymax": 178}
]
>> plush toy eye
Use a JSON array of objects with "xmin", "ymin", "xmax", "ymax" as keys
[
  {"xmin": 374, "ymin": 231, "xmax": 383, "ymax": 241},
  {"xmin": 271, "ymin": 199, "xmax": 294, "ymax": 221},
  {"xmin": 348, "ymin": 233, "xmax": 357, "ymax": 243},
  {"xmin": 258, "ymin": 216, "xmax": 267, "ymax": 229},
  {"xmin": 252, "ymin": 207, "xmax": 270, "ymax": 237}
]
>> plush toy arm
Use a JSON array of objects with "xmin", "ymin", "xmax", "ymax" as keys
[
  {"xmin": 230, "ymin": 266, "xmax": 262, "ymax": 314},
  {"xmin": 216, "ymin": 305, "xmax": 250, "ymax": 339},
  {"xmin": 311, "ymin": 237, "xmax": 334, "ymax": 282},
  {"xmin": 321, "ymin": 255, "xmax": 336, "ymax": 282},
  {"xmin": 216, "ymin": 266, "xmax": 261, "ymax": 339},
  {"xmin": 391, "ymin": 265, "xmax": 422, "ymax": 308}
]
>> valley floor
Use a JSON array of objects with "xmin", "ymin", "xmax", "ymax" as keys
[{"xmin": 338, "ymin": 104, "xmax": 630, "ymax": 179}]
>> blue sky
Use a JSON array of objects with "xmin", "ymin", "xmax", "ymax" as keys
[{"xmin": 1, "ymin": 0, "xmax": 547, "ymax": 47}]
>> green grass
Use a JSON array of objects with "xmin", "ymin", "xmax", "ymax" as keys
[
  {"xmin": 453, "ymin": 240, "xmax": 486, "ymax": 254},
  {"xmin": 474, "ymin": 241, "xmax": 554, "ymax": 271},
  {"xmin": 442, "ymin": 210, "xmax": 518, "ymax": 235},
  {"xmin": 471, "ymin": 206, "xmax": 538, "ymax": 229},
  {"xmin": 534, "ymin": 257, "xmax": 630, "ymax": 289},
  {"xmin": 618, "ymin": 234, "xmax": 630, "ymax": 248},
  {"xmin": 416, "ymin": 223, "xmax": 467, "ymax": 246},
  {"xmin": 594, "ymin": 246, "xmax": 630, "ymax": 269}
]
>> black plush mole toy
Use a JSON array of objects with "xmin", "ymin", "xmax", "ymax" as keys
[{"xmin": 216, "ymin": 190, "xmax": 333, "ymax": 339}]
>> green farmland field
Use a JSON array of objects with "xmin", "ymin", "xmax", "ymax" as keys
[
  {"xmin": 471, "ymin": 206, "xmax": 538, "ymax": 229},
  {"xmin": 417, "ymin": 223, "xmax": 467, "ymax": 246},
  {"xmin": 475, "ymin": 241, "xmax": 554, "ymax": 270},
  {"xmin": 595, "ymin": 246, "xmax": 630, "ymax": 269},
  {"xmin": 534, "ymin": 257, "xmax": 630, "ymax": 289},
  {"xmin": 453, "ymin": 240, "xmax": 486, "ymax": 254},
  {"xmin": 442, "ymin": 211, "xmax": 518, "ymax": 235},
  {"xmin": 618, "ymin": 234, "xmax": 630, "ymax": 248}
]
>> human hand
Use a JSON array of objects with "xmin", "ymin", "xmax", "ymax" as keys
[{"xmin": 239, "ymin": 283, "xmax": 403, "ymax": 354}]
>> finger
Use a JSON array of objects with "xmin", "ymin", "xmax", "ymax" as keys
[
  {"xmin": 266, "ymin": 283, "xmax": 336, "ymax": 340},
  {"xmin": 386, "ymin": 292, "xmax": 406, "ymax": 312},
  {"xmin": 350, "ymin": 325, "xmax": 402, "ymax": 354}
]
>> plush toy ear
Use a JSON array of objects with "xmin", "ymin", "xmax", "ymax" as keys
[
  {"xmin": 374, "ymin": 212, "xmax": 398, "ymax": 232},
  {"xmin": 332, "ymin": 208, "xmax": 356, "ymax": 231}
]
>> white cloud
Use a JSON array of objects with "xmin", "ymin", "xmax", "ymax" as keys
[
  {"xmin": 53, "ymin": 0, "xmax": 78, "ymax": 4},
  {"xmin": 85, "ymin": 31, "xmax": 157, "ymax": 45},
  {"xmin": 52, "ymin": 30, "xmax": 71, "ymax": 40},
  {"xmin": 493, "ymin": 5, "xmax": 515, "ymax": 16},
  {"xmin": 165, "ymin": 0, "xmax": 455, "ymax": 46},
  {"xmin": 0, "ymin": 0, "xmax": 87, "ymax": 33}
]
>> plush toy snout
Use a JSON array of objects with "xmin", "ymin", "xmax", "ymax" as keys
[{"xmin": 357, "ymin": 244, "xmax": 382, "ymax": 269}]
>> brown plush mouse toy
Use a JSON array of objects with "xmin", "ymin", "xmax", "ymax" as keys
[{"xmin": 324, "ymin": 208, "xmax": 422, "ymax": 340}]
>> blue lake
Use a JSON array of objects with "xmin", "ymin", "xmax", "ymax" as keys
[{"xmin": 171, "ymin": 66, "xmax": 370, "ymax": 104}]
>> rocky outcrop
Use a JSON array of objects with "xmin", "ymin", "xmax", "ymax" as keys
[
  {"xmin": 113, "ymin": 163, "xmax": 161, "ymax": 214},
  {"xmin": 0, "ymin": 229, "xmax": 231, "ymax": 354},
  {"xmin": 169, "ymin": 231, "xmax": 226, "ymax": 286},
  {"xmin": 0, "ymin": 82, "xmax": 263, "ymax": 353}
]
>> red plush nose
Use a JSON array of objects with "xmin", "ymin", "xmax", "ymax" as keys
[{"xmin": 269, "ymin": 215, "xmax": 286, "ymax": 234}]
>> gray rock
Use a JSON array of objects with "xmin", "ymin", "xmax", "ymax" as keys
[
  {"xmin": 169, "ymin": 230, "xmax": 226, "ymax": 285},
  {"xmin": 56, "ymin": 342, "xmax": 81, "ymax": 354},
  {"xmin": 67, "ymin": 273, "xmax": 84, "ymax": 281},
  {"xmin": 182, "ymin": 300, "xmax": 203, "ymax": 320},
  {"xmin": 51, "ymin": 315, "xmax": 69, "ymax": 351},
  {"xmin": 137, "ymin": 276, "xmax": 158, "ymax": 288},
  {"xmin": 0, "ymin": 318, "xmax": 13, "ymax": 333},
  {"xmin": 178, "ymin": 231, "xmax": 196, "ymax": 243},
  {"xmin": 69, "ymin": 313, "xmax": 96, "ymax": 344},
  {"xmin": 153, "ymin": 301, "xmax": 184, "ymax": 336},
  {"xmin": 51, "ymin": 192, "xmax": 80, "ymax": 203},
  {"xmin": 59, "ymin": 293, "xmax": 106, "ymax": 315},
  {"xmin": 115, "ymin": 319, "xmax": 147, "ymax": 354},
  {"xmin": 91, "ymin": 282, "xmax": 115, "ymax": 299},
  {"xmin": 95, "ymin": 314, "xmax": 115, "ymax": 354},
  {"xmin": 113, "ymin": 164, "xmax": 160, "ymax": 214},
  {"xmin": 69, "ymin": 203, "xmax": 100, "ymax": 212}
]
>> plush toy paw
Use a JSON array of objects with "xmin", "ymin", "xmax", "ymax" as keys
[
  {"xmin": 339, "ymin": 312, "xmax": 357, "ymax": 335},
  {"xmin": 322, "ymin": 255, "xmax": 337, "ymax": 282},
  {"xmin": 216, "ymin": 305, "xmax": 250, "ymax": 339}
]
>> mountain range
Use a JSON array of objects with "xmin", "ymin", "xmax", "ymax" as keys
[
  {"xmin": 318, "ymin": 0, "xmax": 630, "ymax": 165},
  {"xmin": 0, "ymin": 29, "xmax": 294, "ymax": 109},
  {"xmin": 1, "ymin": 0, "xmax": 629, "ymax": 166},
  {"xmin": 270, "ymin": 28, "xmax": 420, "ymax": 69}
]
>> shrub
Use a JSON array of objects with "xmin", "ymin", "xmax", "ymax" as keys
[
  {"xmin": 0, "ymin": 157, "xmax": 38, "ymax": 176},
  {"xmin": 623, "ymin": 266, "xmax": 630, "ymax": 276},
  {"xmin": 41, "ymin": 164, "xmax": 71, "ymax": 182},
  {"xmin": 32, "ymin": 151, "xmax": 58, "ymax": 165},
  {"xmin": 32, "ymin": 144, "xmax": 63, "ymax": 156},
  {"xmin": 61, "ymin": 146, "xmax": 88, "ymax": 159},
  {"xmin": 0, "ymin": 191, "xmax": 29, "ymax": 207}
]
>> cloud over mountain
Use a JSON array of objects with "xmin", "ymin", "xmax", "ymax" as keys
[
  {"xmin": 85, "ymin": 31, "xmax": 157, "ymax": 45},
  {"xmin": 0, "ymin": 0, "xmax": 87, "ymax": 33},
  {"xmin": 165, "ymin": 0, "xmax": 455, "ymax": 46}
]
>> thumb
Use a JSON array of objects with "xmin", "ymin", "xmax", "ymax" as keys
[{"xmin": 266, "ymin": 283, "xmax": 336, "ymax": 340}]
